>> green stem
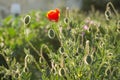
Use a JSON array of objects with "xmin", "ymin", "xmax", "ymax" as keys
[
  {"xmin": 107, "ymin": 2, "xmax": 119, "ymax": 19},
  {"xmin": 33, "ymin": 59, "xmax": 41, "ymax": 72},
  {"xmin": 27, "ymin": 40, "xmax": 40, "ymax": 56}
]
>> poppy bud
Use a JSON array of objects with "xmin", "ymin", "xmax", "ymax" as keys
[{"xmin": 24, "ymin": 15, "xmax": 31, "ymax": 25}]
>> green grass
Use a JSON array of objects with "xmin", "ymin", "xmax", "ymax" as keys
[{"xmin": 0, "ymin": 3, "xmax": 120, "ymax": 80}]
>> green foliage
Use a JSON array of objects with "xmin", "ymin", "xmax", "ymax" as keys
[{"xmin": 0, "ymin": 3, "xmax": 120, "ymax": 80}]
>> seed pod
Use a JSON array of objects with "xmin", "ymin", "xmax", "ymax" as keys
[
  {"xmin": 48, "ymin": 29, "xmax": 55, "ymax": 39},
  {"xmin": 64, "ymin": 18, "xmax": 69, "ymax": 24},
  {"xmin": 25, "ymin": 55, "xmax": 33, "ymax": 64},
  {"xmin": 59, "ymin": 68, "xmax": 66, "ymax": 76},
  {"xmin": 117, "ymin": 20, "xmax": 120, "ymax": 32},
  {"xmin": 105, "ymin": 10, "xmax": 112, "ymax": 21},
  {"xmin": 59, "ymin": 47, "xmax": 64, "ymax": 54},
  {"xmin": 24, "ymin": 15, "xmax": 31, "ymax": 25},
  {"xmin": 86, "ymin": 55, "xmax": 92, "ymax": 64}
]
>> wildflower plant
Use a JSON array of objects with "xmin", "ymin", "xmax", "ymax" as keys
[{"xmin": 0, "ymin": 2, "xmax": 120, "ymax": 80}]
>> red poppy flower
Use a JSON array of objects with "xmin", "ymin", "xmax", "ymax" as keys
[{"xmin": 47, "ymin": 8, "xmax": 60, "ymax": 22}]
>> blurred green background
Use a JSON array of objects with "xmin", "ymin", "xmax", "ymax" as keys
[
  {"xmin": 0, "ymin": 0, "xmax": 120, "ymax": 19},
  {"xmin": 82, "ymin": 0, "xmax": 120, "ymax": 11}
]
